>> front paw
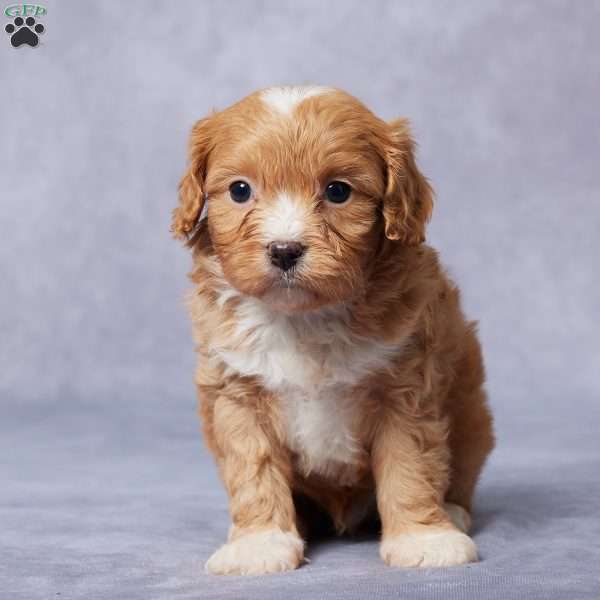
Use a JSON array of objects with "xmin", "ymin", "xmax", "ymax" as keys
[
  {"xmin": 380, "ymin": 528, "xmax": 478, "ymax": 568},
  {"xmin": 205, "ymin": 528, "xmax": 304, "ymax": 575}
]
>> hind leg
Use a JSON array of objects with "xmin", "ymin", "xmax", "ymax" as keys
[
  {"xmin": 446, "ymin": 387, "xmax": 495, "ymax": 518},
  {"xmin": 444, "ymin": 501, "xmax": 472, "ymax": 532},
  {"xmin": 445, "ymin": 325, "xmax": 495, "ymax": 519}
]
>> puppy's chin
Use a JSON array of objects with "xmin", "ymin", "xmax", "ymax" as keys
[
  {"xmin": 222, "ymin": 261, "xmax": 355, "ymax": 313},
  {"xmin": 260, "ymin": 283, "xmax": 322, "ymax": 313}
]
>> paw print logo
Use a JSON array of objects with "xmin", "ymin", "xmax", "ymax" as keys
[{"xmin": 5, "ymin": 16, "xmax": 44, "ymax": 47}]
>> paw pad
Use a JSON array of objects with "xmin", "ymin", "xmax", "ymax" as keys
[{"xmin": 5, "ymin": 16, "xmax": 44, "ymax": 47}]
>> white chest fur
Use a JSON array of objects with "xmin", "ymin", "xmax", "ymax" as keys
[{"xmin": 215, "ymin": 297, "xmax": 399, "ymax": 480}]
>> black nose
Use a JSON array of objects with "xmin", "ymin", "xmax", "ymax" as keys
[{"xmin": 268, "ymin": 241, "xmax": 304, "ymax": 271}]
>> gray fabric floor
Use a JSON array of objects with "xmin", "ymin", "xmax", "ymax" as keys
[
  {"xmin": 2, "ymin": 1, "xmax": 599, "ymax": 598},
  {"xmin": 3, "ymin": 400, "xmax": 600, "ymax": 599}
]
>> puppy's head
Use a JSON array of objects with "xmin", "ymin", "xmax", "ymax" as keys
[{"xmin": 172, "ymin": 87, "xmax": 433, "ymax": 312}]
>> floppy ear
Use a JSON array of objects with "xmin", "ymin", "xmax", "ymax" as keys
[
  {"xmin": 382, "ymin": 118, "xmax": 434, "ymax": 245},
  {"xmin": 171, "ymin": 116, "xmax": 214, "ymax": 241}
]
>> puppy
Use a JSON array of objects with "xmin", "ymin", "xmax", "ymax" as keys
[{"xmin": 172, "ymin": 86, "xmax": 494, "ymax": 575}]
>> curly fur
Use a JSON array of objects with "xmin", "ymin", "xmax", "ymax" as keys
[{"xmin": 172, "ymin": 86, "xmax": 494, "ymax": 575}]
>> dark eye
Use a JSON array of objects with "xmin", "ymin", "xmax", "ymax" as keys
[
  {"xmin": 229, "ymin": 181, "xmax": 252, "ymax": 203},
  {"xmin": 324, "ymin": 181, "xmax": 351, "ymax": 204}
]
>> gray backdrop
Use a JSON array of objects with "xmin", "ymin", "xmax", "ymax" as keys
[{"xmin": 1, "ymin": 1, "xmax": 599, "ymax": 599}]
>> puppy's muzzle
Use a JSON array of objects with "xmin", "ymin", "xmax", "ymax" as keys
[{"xmin": 268, "ymin": 241, "xmax": 304, "ymax": 271}]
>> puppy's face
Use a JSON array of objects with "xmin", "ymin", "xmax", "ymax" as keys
[{"xmin": 173, "ymin": 87, "xmax": 433, "ymax": 312}]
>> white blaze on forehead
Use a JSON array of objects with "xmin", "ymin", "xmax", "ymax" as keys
[
  {"xmin": 261, "ymin": 193, "xmax": 306, "ymax": 242},
  {"xmin": 260, "ymin": 85, "xmax": 331, "ymax": 115}
]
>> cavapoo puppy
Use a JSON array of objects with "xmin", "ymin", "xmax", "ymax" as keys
[{"xmin": 172, "ymin": 86, "xmax": 494, "ymax": 575}]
